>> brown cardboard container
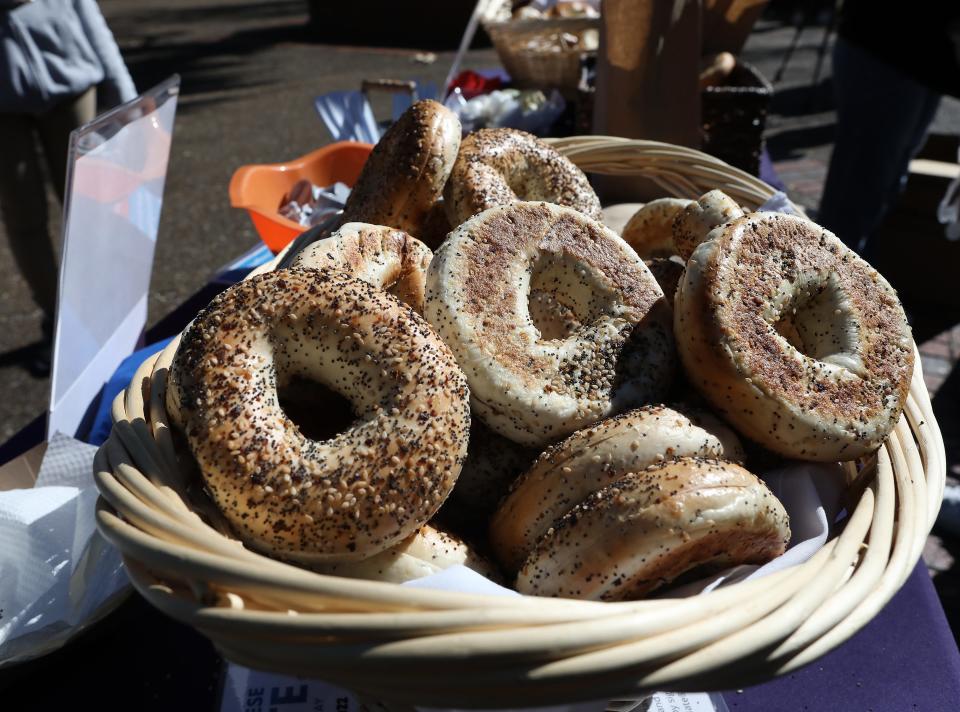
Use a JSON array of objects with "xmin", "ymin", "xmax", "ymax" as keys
[
  {"xmin": 702, "ymin": 0, "xmax": 769, "ymax": 55},
  {"xmin": 592, "ymin": 0, "xmax": 702, "ymax": 201},
  {"xmin": 0, "ymin": 442, "xmax": 47, "ymax": 492}
]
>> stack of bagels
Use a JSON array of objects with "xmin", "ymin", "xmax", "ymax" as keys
[{"xmin": 165, "ymin": 100, "xmax": 914, "ymax": 601}]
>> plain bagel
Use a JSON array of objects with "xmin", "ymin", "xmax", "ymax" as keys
[
  {"xmin": 675, "ymin": 211, "xmax": 914, "ymax": 461},
  {"xmin": 315, "ymin": 524, "xmax": 498, "ymax": 583},
  {"xmin": 489, "ymin": 404, "xmax": 745, "ymax": 573},
  {"xmin": 673, "ymin": 190, "xmax": 745, "ymax": 261},
  {"xmin": 166, "ymin": 268, "xmax": 471, "ymax": 564},
  {"xmin": 516, "ymin": 458, "xmax": 790, "ymax": 600},
  {"xmin": 621, "ymin": 198, "xmax": 694, "ymax": 258},
  {"xmin": 443, "ymin": 128, "xmax": 602, "ymax": 227},
  {"xmin": 292, "ymin": 222, "xmax": 432, "ymax": 313},
  {"xmin": 425, "ymin": 201, "xmax": 675, "ymax": 447},
  {"xmin": 339, "ymin": 99, "xmax": 461, "ymax": 238}
]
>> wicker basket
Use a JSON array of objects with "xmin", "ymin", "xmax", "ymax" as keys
[
  {"xmin": 571, "ymin": 60, "xmax": 774, "ymax": 175},
  {"xmin": 481, "ymin": 1, "xmax": 599, "ymax": 95},
  {"xmin": 94, "ymin": 137, "xmax": 945, "ymax": 709},
  {"xmin": 701, "ymin": 59, "xmax": 774, "ymax": 176}
]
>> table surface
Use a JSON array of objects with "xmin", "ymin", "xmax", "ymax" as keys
[{"xmin": 2, "ymin": 246, "xmax": 959, "ymax": 712}]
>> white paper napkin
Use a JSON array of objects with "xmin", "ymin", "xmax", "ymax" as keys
[
  {"xmin": 0, "ymin": 433, "xmax": 128, "ymax": 667},
  {"xmin": 758, "ymin": 191, "xmax": 801, "ymax": 216}
]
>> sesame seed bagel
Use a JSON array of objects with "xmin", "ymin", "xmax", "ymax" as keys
[
  {"xmin": 292, "ymin": 222, "xmax": 432, "ymax": 313},
  {"xmin": 489, "ymin": 405, "xmax": 745, "ymax": 573},
  {"xmin": 621, "ymin": 198, "xmax": 694, "ymax": 258},
  {"xmin": 315, "ymin": 524, "xmax": 498, "ymax": 583},
  {"xmin": 675, "ymin": 211, "xmax": 914, "ymax": 461},
  {"xmin": 443, "ymin": 128, "xmax": 602, "ymax": 227},
  {"xmin": 166, "ymin": 268, "xmax": 471, "ymax": 563},
  {"xmin": 673, "ymin": 189, "xmax": 745, "ymax": 261},
  {"xmin": 517, "ymin": 458, "xmax": 790, "ymax": 600},
  {"xmin": 425, "ymin": 201, "xmax": 675, "ymax": 447},
  {"xmin": 339, "ymin": 99, "xmax": 461, "ymax": 238}
]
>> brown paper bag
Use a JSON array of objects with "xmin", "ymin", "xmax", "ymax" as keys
[
  {"xmin": 702, "ymin": 0, "xmax": 769, "ymax": 55},
  {"xmin": 592, "ymin": 0, "xmax": 702, "ymax": 201}
]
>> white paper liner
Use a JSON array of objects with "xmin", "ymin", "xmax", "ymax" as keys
[{"xmin": 0, "ymin": 433, "xmax": 128, "ymax": 667}]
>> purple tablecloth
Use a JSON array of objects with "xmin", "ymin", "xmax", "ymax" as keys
[{"xmin": 723, "ymin": 562, "xmax": 960, "ymax": 710}]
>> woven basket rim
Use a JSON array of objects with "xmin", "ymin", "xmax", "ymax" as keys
[
  {"xmin": 703, "ymin": 58, "xmax": 774, "ymax": 96},
  {"xmin": 479, "ymin": 0, "xmax": 601, "ymax": 34},
  {"xmin": 95, "ymin": 135, "xmax": 946, "ymax": 708}
]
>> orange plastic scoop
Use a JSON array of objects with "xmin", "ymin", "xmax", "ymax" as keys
[{"xmin": 228, "ymin": 141, "xmax": 374, "ymax": 253}]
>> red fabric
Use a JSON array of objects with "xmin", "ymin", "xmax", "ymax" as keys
[{"xmin": 448, "ymin": 70, "xmax": 503, "ymax": 100}]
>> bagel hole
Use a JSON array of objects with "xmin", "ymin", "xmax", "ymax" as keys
[
  {"xmin": 277, "ymin": 375, "xmax": 358, "ymax": 442},
  {"xmin": 527, "ymin": 252, "xmax": 618, "ymax": 341},
  {"xmin": 772, "ymin": 275, "xmax": 859, "ymax": 367}
]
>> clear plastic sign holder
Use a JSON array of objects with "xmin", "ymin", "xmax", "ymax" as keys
[{"xmin": 48, "ymin": 75, "xmax": 180, "ymax": 440}]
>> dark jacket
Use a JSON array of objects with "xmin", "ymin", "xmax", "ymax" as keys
[{"xmin": 839, "ymin": 0, "xmax": 960, "ymax": 98}]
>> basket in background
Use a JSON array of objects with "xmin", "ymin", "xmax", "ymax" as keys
[
  {"xmin": 481, "ymin": 0, "xmax": 599, "ymax": 96},
  {"xmin": 572, "ymin": 58, "xmax": 774, "ymax": 176},
  {"xmin": 701, "ymin": 58, "xmax": 774, "ymax": 176}
]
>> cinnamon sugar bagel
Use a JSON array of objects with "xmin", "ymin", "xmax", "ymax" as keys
[
  {"xmin": 425, "ymin": 201, "xmax": 674, "ymax": 447},
  {"xmin": 489, "ymin": 405, "xmax": 745, "ymax": 573},
  {"xmin": 443, "ymin": 128, "xmax": 602, "ymax": 227},
  {"xmin": 339, "ymin": 100, "xmax": 460, "ymax": 238},
  {"xmin": 621, "ymin": 198, "xmax": 694, "ymax": 258},
  {"xmin": 166, "ymin": 268, "xmax": 471, "ymax": 563},
  {"xmin": 292, "ymin": 222, "xmax": 432, "ymax": 313},
  {"xmin": 675, "ymin": 211, "xmax": 914, "ymax": 461},
  {"xmin": 516, "ymin": 458, "xmax": 790, "ymax": 600}
]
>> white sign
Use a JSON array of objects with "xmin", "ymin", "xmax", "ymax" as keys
[
  {"xmin": 220, "ymin": 664, "xmax": 727, "ymax": 712},
  {"xmin": 48, "ymin": 76, "xmax": 179, "ymax": 439}
]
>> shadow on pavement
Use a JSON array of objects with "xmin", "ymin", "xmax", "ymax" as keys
[
  {"xmin": 113, "ymin": 1, "xmax": 311, "ymax": 106},
  {"xmin": 772, "ymin": 77, "xmax": 835, "ymax": 116},
  {"xmin": 767, "ymin": 122, "xmax": 836, "ymax": 160},
  {"xmin": 0, "ymin": 343, "xmax": 36, "ymax": 367},
  {"xmin": 112, "ymin": 0, "xmax": 479, "ymax": 108}
]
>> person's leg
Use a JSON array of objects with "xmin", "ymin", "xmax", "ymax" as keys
[
  {"xmin": 0, "ymin": 113, "xmax": 57, "ymax": 318},
  {"xmin": 817, "ymin": 38, "xmax": 941, "ymax": 254},
  {"xmin": 0, "ymin": 86, "xmax": 94, "ymax": 328},
  {"xmin": 857, "ymin": 89, "xmax": 941, "ymax": 264},
  {"xmin": 884, "ymin": 89, "xmax": 941, "ymax": 214},
  {"xmin": 36, "ymin": 87, "xmax": 97, "ymax": 204}
]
